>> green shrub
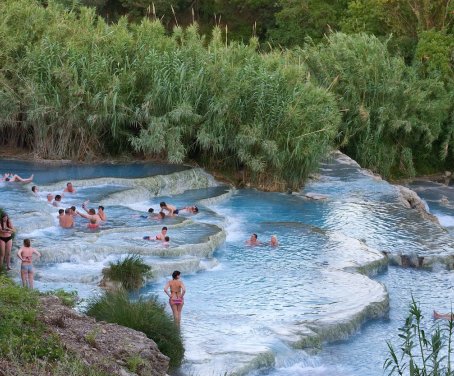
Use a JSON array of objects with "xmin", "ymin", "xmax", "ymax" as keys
[
  {"xmin": 103, "ymin": 254, "xmax": 152, "ymax": 290},
  {"xmin": 86, "ymin": 290, "xmax": 184, "ymax": 369},
  {"xmin": 385, "ymin": 297, "xmax": 454, "ymax": 376}
]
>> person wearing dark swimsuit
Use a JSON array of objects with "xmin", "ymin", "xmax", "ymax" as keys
[
  {"xmin": 0, "ymin": 212, "xmax": 15, "ymax": 271},
  {"xmin": 164, "ymin": 270, "xmax": 186, "ymax": 327}
]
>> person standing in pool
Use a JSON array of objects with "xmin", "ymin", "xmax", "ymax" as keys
[
  {"xmin": 17, "ymin": 239, "xmax": 41, "ymax": 288},
  {"xmin": 0, "ymin": 212, "xmax": 15, "ymax": 271},
  {"xmin": 164, "ymin": 270, "xmax": 186, "ymax": 327},
  {"xmin": 98, "ymin": 206, "xmax": 107, "ymax": 221}
]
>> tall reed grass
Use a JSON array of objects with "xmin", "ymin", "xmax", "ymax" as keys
[{"xmin": 0, "ymin": 0, "xmax": 339, "ymax": 189}]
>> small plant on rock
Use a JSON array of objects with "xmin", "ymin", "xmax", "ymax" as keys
[{"xmin": 102, "ymin": 254, "xmax": 152, "ymax": 290}]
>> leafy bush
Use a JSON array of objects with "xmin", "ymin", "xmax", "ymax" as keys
[
  {"xmin": 385, "ymin": 297, "xmax": 454, "ymax": 376},
  {"xmin": 302, "ymin": 33, "xmax": 451, "ymax": 178},
  {"xmin": 86, "ymin": 291, "xmax": 184, "ymax": 369},
  {"xmin": 103, "ymin": 254, "xmax": 152, "ymax": 290}
]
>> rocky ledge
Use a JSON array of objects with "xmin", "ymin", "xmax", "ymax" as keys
[{"xmin": 38, "ymin": 296, "xmax": 169, "ymax": 376}]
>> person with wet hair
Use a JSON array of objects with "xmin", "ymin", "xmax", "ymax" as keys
[
  {"xmin": 57, "ymin": 209, "xmax": 64, "ymax": 218},
  {"xmin": 70, "ymin": 206, "xmax": 77, "ymax": 217},
  {"xmin": 164, "ymin": 270, "xmax": 186, "ymax": 327},
  {"xmin": 52, "ymin": 195, "xmax": 62, "ymax": 207},
  {"xmin": 245, "ymin": 233, "xmax": 261, "ymax": 245},
  {"xmin": 31, "ymin": 186, "xmax": 38, "ymax": 195},
  {"xmin": 47, "ymin": 193, "xmax": 54, "ymax": 203},
  {"xmin": 64, "ymin": 182, "xmax": 76, "ymax": 194},
  {"xmin": 0, "ymin": 212, "xmax": 15, "ymax": 271},
  {"xmin": 17, "ymin": 239, "xmax": 41, "ymax": 288},
  {"xmin": 160, "ymin": 201, "xmax": 178, "ymax": 216}
]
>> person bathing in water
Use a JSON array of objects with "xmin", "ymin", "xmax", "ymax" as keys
[
  {"xmin": 160, "ymin": 202, "xmax": 178, "ymax": 216},
  {"xmin": 17, "ymin": 239, "xmax": 41, "ymax": 288},
  {"xmin": 270, "ymin": 235, "xmax": 278, "ymax": 246},
  {"xmin": 59, "ymin": 208, "xmax": 74, "ymax": 228},
  {"xmin": 64, "ymin": 182, "xmax": 76, "ymax": 194},
  {"xmin": 434, "ymin": 311, "xmax": 454, "ymax": 320},
  {"xmin": 164, "ymin": 270, "xmax": 186, "ymax": 327},
  {"xmin": 144, "ymin": 227, "xmax": 168, "ymax": 241},
  {"xmin": 139, "ymin": 208, "xmax": 165, "ymax": 220},
  {"xmin": 81, "ymin": 201, "xmax": 106, "ymax": 222},
  {"xmin": 87, "ymin": 218, "xmax": 99, "ymax": 230},
  {"xmin": 2, "ymin": 173, "xmax": 34, "ymax": 183},
  {"xmin": 245, "ymin": 233, "xmax": 261, "ymax": 245}
]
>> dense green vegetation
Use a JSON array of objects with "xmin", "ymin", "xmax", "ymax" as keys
[
  {"xmin": 103, "ymin": 254, "xmax": 152, "ymax": 290},
  {"xmin": 0, "ymin": 274, "xmax": 108, "ymax": 376},
  {"xmin": 0, "ymin": 0, "xmax": 453, "ymax": 187},
  {"xmin": 86, "ymin": 291, "xmax": 185, "ymax": 369}
]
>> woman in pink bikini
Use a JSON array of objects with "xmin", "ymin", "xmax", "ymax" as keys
[
  {"xmin": 17, "ymin": 239, "xmax": 41, "ymax": 288},
  {"xmin": 164, "ymin": 270, "xmax": 186, "ymax": 327}
]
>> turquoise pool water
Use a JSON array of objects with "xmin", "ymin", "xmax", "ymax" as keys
[{"xmin": 0, "ymin": 153, "xmax": 452, "ymax": 375}]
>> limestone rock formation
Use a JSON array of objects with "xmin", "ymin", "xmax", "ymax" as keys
[
  {"xmin": 395, "ymin": 185, "xmax": 440, "ymax": 225},
  {"xmin": 38, "ymin": 296, "xmax": 169, "ymax": 376}
]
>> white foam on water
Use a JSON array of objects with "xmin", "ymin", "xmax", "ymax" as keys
[{"xmin": 434, "ymin": 213, "xmax": 454, "ymax": 227}]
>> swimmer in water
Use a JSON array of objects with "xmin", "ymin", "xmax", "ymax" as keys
[
  {"xmin": 164, "ymin": 270, "xmax": 186, "ymax": 327},
  {"xmin": 87, "ymin": 218, "xmax": 99, "ymax": 229},
  {"xmin": 52, "ymin": 195, "xmax": 62, "ymax": 207},
  {"xmin": 139, "ymin": 208, "xmax": 165, "ymax": 220},
  {"xmin": 433, "ymin": 311, "xmax": 454, "ymax": 320},
  {"xmin": 31, "ymin": 186, "xmax": 39, "ymax": 195},
  {"xmin": 60, "ymin": 208, "xmax": 74, "ymax": 228},
  {"xmin": 160, "ymin": 202, "xmax": 178, "ymax": 216},
  {"xmin": 2, "ymin": 173, "xmax": 34, "ymax": 183},
  {"xmin": 63, "ymin": 182, "xmax": 76, "ymax": 194},
  {"xmin": 178, "ymin": 205, "xmax": 199, "ymax": 214},
  {"xmin": 98, "ymin": 206, "xmax": 107, "ymax": 221},
  {"xmin": 245, "ymin": 233, "xmax": 261, "ymax": 246},
  {"xmin": 270, "ymin": 235, "xmax": 278, "ymax": 246},
  {"xmin": 143, "ymin": 226, "xmax": 168, "ymax": 241},
  {"xmin": 47, "ymin": 193, "xmax": 54, "ymax": 203}
]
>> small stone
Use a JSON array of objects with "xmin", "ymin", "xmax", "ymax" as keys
[{"xmin": 445, "ymin": 171, "xmax": 452, "ymax": 177}]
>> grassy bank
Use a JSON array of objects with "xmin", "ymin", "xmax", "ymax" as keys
[{"xmin": 0, "ymin": 274, "xmax": 108, "ymax": 376}]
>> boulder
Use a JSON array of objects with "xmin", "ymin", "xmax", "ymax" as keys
[{"xmin": 395, "ymin": 185, "xmax": 440, "ymax": 225}]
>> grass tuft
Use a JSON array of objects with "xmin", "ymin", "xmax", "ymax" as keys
[
  {"xmin": 86, "ymin": 290, "xmax": 184, "ymax": 369},
  {"xmin": 103, "ymin": 254, "xmax": 152, "ymax": 291}
]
